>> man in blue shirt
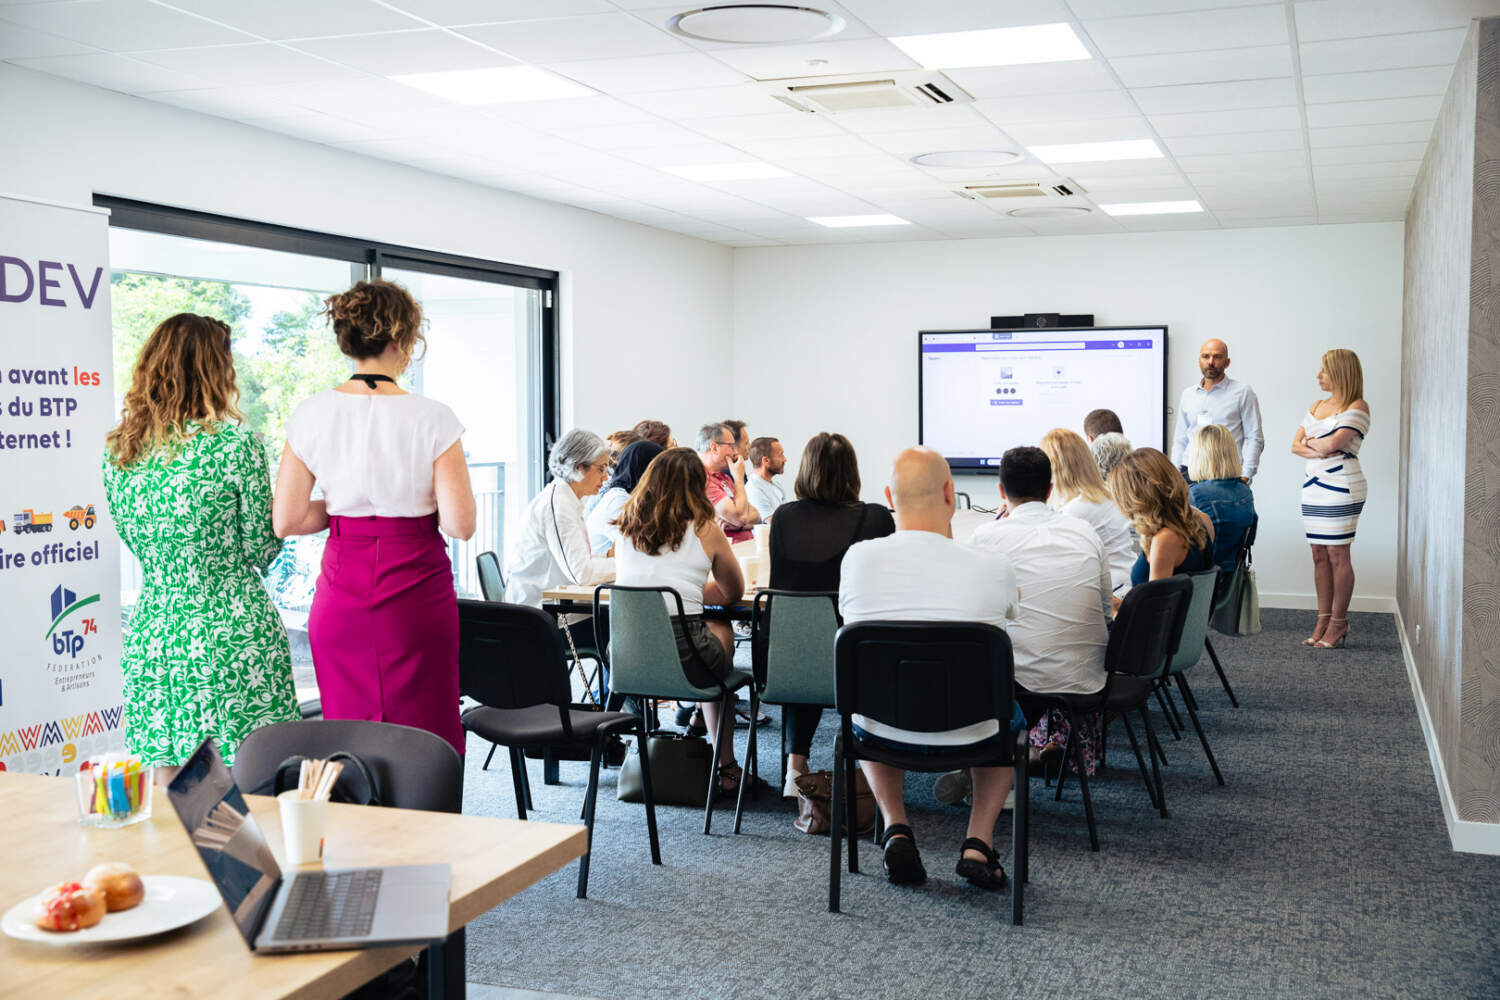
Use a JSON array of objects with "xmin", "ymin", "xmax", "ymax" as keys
[{"xmin": 1170, "ymin": 339, "xmax": 1264, "ymax": 483}]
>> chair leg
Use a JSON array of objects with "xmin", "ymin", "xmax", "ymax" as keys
[
  {"xmin": 544, "ymin": 751, "xmax": 560, "ymax": 785},
  {"xmin": 1154, "ymin": 683, "xmax": 1182, "ymax": 740},
  {"xmin": 519, "ymin": 752, "xmax": 534, "ymax": 811},
  {"xmin": 482, "ymin": 743, "xmax": 498, "ymax": 771},
  {"xmin": 575, "ymin": 745, "xmax": 602, "ymax": 899},
  {"xmin": 1139, "ymin": 708, "xmax": 1168, "ymax": 819},
  {"xmin": 1016, "ymin": 743, "xmax": 1030, "ymax": 884},
  {"xmin": 1054, "ymin": 719, "xmax": 1077, "ymax": 802},
  {"xmin": 733, "ymin": 689, "xmax": 757, "ymax": 834},
  {"xmin": 1119, "ymin": 714, "xmax": 1159, "ymax": 809},
  {"xmin": 844, "ymin": 751, "xmax": 860, "ymax": 872},
  {"xmin": 1012, "ymin": 738, "xmax": 1027, "ymax": 924},
  {"xmin": 1204, "ymin": 637, "xmax": 1239, "ymax": 707},
  {"xmin": 636, "ymin": 711, "xmax": 661, "ymax": 865},
  {"xmin": 507, "ymin": 746, "xmax": 528, "ymax": 821},
  {"xmin": 703, "ymin": 693, "xmax": 730, "ymax": 836},
  {"xmin": 1177, "ymin": 674, "xmax": 1225, "ymax": 786},
  {"xmin": 779, "ymin": 710, "xmax": 788, "ymax": 793},
  {"xmin": 829, "ymin": 733, "xmax": 844, "ymax": 914},
  {"xmin": 1065, "ymin": 710, "xmax": 1099, "ymax": 853}
]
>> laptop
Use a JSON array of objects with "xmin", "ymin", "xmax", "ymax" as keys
[{"xmin": 166, "ymin": 738, "xmax": 452, "ymax": 953}]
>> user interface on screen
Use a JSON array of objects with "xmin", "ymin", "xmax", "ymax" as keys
[{"xmin": 919, "ymin": 327, "xmax": 1167, "ymax": 469}]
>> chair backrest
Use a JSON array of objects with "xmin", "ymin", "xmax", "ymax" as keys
[
  {"xmin": 752, "ymin": 590, "xmax": 838, "ymax": 706},
  {"xmin": 476, "ymin": 551, "xmax": 505, "ymax": 602},
  {"xmin": 232, "ymin": 719, "xmax": 463, "ymax": 814},
  {"xmin": 1167, "ymin": 569, "xmax": 1218, "ymax": 674},
  {"xmin": 599, "ymin": 584, "xmax": 726, "ymax": 701},
  {"xmin": 834, "ymin": 621, "xmax": 1013, "ymax": 739},
  {"xmin": 1105, "ymin": 575, "xmax": 1193, "ymax": 681},
  {"xmin": 457, "ymin": 599, "xmax": 573, "ymax": 718}
]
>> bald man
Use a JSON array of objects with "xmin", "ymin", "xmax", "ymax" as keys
[
  {"xmin": 837, "ymin": 447, "xmax": 1021, "ymax": 891},
  {"xmin": 1170, "ymin": 338, "xmax": 1264, "ymax": 482}
]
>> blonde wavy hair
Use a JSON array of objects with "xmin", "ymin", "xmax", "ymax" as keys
[
  {"xmin": 106, "ymin": 313, "xmax": 243, "ymax": 467},
  {"xmin": 1321, "ymin": 348, "xmax": 1364, "ymax": 409},
  {"xmin": 1187, "ymin": 423, "xmax": 1242, "ymax": 482},
  {"xmin": 1041, "ymin": 427, "xmax": 1110, "ymax": 505},
  {"xmin": 1108, "ymin": 447, "xmax": 1207, "ymax": 549}
]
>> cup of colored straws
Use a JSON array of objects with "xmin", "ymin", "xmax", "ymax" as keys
[
  {"xmin": 75, "ymin": 754, "xmax": 153, "ymax": 828},
  {"xmin": 277, "ymin": 758, "xmax": 342, "ymax": 865}
]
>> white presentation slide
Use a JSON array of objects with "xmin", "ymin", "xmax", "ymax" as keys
[{"xmin": 919, "ymin": 327, "xmax": 1167, "ymax": 469}]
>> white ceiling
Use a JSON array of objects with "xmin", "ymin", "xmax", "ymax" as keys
[{"xmin": 2, "ymin": 0, "xmax": 1495, "ymax": 246}]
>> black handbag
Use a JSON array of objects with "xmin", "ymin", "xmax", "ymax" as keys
[{"xmin": 617, "ymin": 732, "xmax": 712, "ymax": 806}]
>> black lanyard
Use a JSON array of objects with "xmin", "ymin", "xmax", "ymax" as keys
[{"xmin": 348, "ymin": 373, "xmax": 396, "ymax": 390}]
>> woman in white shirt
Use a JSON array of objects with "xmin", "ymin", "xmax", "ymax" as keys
[
  {"xmin": 273, "ymin": 279, "xmax": 476, "ymax": 755},
  {"xmin": 586, "ymin": 438, "xmax": 663, "ymax": 555},
  {"xmin": 1041, "ymin": 428, "xmax": 1136, "ymax": 594},
  {"xmin": 505, "ymin": 429, "xmax": 615, "ymax": 608}
]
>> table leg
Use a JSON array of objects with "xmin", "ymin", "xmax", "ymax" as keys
[{"xmin": 427, "ymin": 927, "xmax": 466, "ymax": 999}]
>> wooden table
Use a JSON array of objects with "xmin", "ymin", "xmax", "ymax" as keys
[
  {"xmin": 0, "ymin": 772, "xmax": 585, "ymax": 1000},
  {"xmin": 542, "ymin": 583, "xmax": 759, "ymax": 619}
]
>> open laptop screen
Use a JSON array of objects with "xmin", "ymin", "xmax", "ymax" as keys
[{"xmin": 167, "ymin": 740, "xmax": 282, "ymax": 947}]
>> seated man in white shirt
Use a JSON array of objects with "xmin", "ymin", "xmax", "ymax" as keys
[
  {"xmin": 744, "ymin": 436, "xmax": 787, "ymax": 520},
  {"xmin": 968, "ymin": 446, "xmax": 1110, "ymax": 771},
  {"xmin": 838, "ymin": 447, "xmax": 1021, "ymax": 891}
]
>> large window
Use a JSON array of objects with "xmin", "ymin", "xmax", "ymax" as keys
[{"xmin": 100, "ymin": 199, "xmax": 558, "ymax": 701}]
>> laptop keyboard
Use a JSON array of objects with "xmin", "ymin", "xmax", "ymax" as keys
[{"xmin": 272, "ymin": 869, "xmax": 383, "ymax": 941}]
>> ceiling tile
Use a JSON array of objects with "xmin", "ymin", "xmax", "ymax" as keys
[
  {"xmin": 493, "ymin": 94, "xmax": 657, "ymax": 130},
  {"xmin": 0, "ymin": 0, "xmax": 255, "ymax": 50},
  {"xmin": 1308, "ymin": 120, "xmax": 1436, "ymax": 147},
  {"xmin": 734, "ymin": 134, "xmax": 881, "ymax": 161},
  {"xmin": 457, "ymin": 13, "xmax": 688, "ymax": 63},
  {"xmin": 974, "ymin": 90, "xmax": 1139, "ymax": 125},
  {"xmin": 1313, "ymin": 161, "xmax": 1422, "ymax": 180},
  {"xmin": 688, "ymin": 112, "xmax": 845, "ymax": 143},
  {"xmin": 546, "ymin": 52, "xmax": 747, "ymax": 94},
  {"xmin": 151, "ymin": 83, "xmax": 332, "ymax": 119},
  {"xmin": 240, "ymin": 111, "xmax": 389, "ymax": 144},
  {"xmin": 1193, "ymin": 182, "xmax": 1314, "ymax": 208},
  {"xmin": 1000, "ymin": 116, "xmax": 1154, "ymax": 144},
  {"xmin": 1182, "ymin": 166, "xmax": 1311, "ymax": 186},
  {"xmin": 1304, "ymin": 95, "xmax": 1444, "ymax": 129},
  {"xmin": 835, "ymin": 0, "xmax": 1071, "ymax": 35},
  {"xmin": 0, "ymin": 22, "xmax": 97, "ymax": 60},
  {"xmin": 1058, "ymin": 158, "xmax": 1181, "ymax": 180},
  {"xmin": 165, "ymin": 0, "xmax": 424, "ymax": 40},
  {"xmin": 1081, "ymin": 5, "xmax": 1288, "ymax": 57},
  {"xmin": 1293, "ymin": 0, "xmax": 1486, "ymax": 43},
  {"xmin": 551, "ymin": 119, "xmax": 712, "ymax": 150},
  {"xmin": 945, "ymin": 60, "xmax": 1119, "ymax": 98},
  {"xmin": 1311, "ymin": 141, "xmax": 1430, "ymax": 164},
  {"xmin": 620, "ymin": 84, "xmax": 787, "ymax": 119},
  {"xmin": 382, "ymin": 1, "xmax": 615, "ymax": 25},
  {"xmin": 11, "ymin": 50, "xmax": 210, "ymax": 93},
  {"xmin": 128, "ymin": 43, "xmax": 363, "ymax": 86},
  {"xmin": 613, "ymin": 141, "xmax": 760, "ymax": 166},
  {"xmin": 861, "ymin": 125, "xmax": 1017, "ymax": 156},
  {"xmin": 829, "ymin": 103, "xmax": 988, "ymax": 134},
  {"xmin": 1316, "ymin": 173, "xmax": 1418, "ymax": 194},
  {"xmin": 291, "ymin": 30, "xmax": 516, "ymax": 75},
  {"xmin": 1149, "ymin": 105, "xmax": 1303, "ymax": 135},
  {"xmin": 1300, "ymin": 65, "xmax": 1456, "ymax": 104},
  {"xmin": 1164, "ymin": 129, "xmax": 1305, "ymax": 156},
  {"xmin": 1175, "ymin": 148, "xmax": 1308, "ymax": 172},
  {"xmin": 1012, "ymin": 212, "xmax": 1124, "ymax": 235},
  {"xmin": 1068, "ymin": 0, "xmax": 1279, "ymax": 15},
  {"xmin": 708, "ymin": 37, "xmax": 916, "ymax": 81},
  {"xmin": 1298, "ymin": 28, "xmax": 1468, "ymax": 75},
  {"xmin": 1110, "ymin": 45, "xmax": 1293, "ymax": 88},
  {"xmin": 1114, "ymin": 213, "xmax": 1220, "ymax": 231},
  {"xmin": 1131, "ymin": 77, "xmax": 1297, "ymax": 115},
  {"xmin": 1218, "ymin": 214, "xmax": 1319, "ymax": 227}
]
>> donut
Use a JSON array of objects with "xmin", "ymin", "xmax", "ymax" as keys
[
  {"xmin": 83, "ymin": 862, "xmax": 145, "ymax": 912},
  {"xmin": 34, "ymin": 882, "xmax": 107, "ymax": 932}
]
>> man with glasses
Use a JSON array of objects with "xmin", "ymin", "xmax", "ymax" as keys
[{"xmin": 697, "ymin": 422, "xmax": 761, "ymax": 543}]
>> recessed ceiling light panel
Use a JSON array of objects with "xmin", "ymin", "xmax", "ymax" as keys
[
  {"xmin": 807, "ymin": 214, "xmax": 912, "ymax": 228},
  {"xmin": 1027, "ymin": 139, "xmax": 1163, "ymax": 164},
  {"xmin": 911, "ymin": 149, "xmax": 1022, "ymax": 168},
  {"xmin": 669, "ymin": 5, "xmax": 845, "ymax": 45},
  {"xmin": 1007, "ymin": 205, "xmax": 1093, "ymax": 218},
  {"xmin": 664, "ymin": 162, "xmax": 793, "ymax": 181},
  {"xmin": 390, "ymin": 66, "xmax": 593, "ymax": 105},
  {"xmin": 1100, "ymin": 200, "xmax": 1205, "ymax": 216},
  {"xmin": 890, "ymin": 24, "xmax": 1090, "ymax": 69}
]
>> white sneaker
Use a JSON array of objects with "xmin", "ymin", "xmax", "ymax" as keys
[
  {"xmin": 933, "ymin": 769, "xmax": 972, "ymax": 805},
  {"xmin": 782, "ymin": 767, "xmax": 804, "ymax": 799}
]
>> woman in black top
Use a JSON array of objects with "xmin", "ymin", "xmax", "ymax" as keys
[{"xmin": 767, "ymin": 432, "xmax": 895, "ymax": 795}]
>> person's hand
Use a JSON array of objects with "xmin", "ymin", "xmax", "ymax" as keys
[
  {"xmin": 1111, "ymin": 595, "xmax": 1123, "ymax": 615},
  {"xmin": 730, "ymin": 456, "xmax": 745, "ymax": 481},
  {"xmin": 1240, "ymin": 477, "xmax": 1250, "ymax": 484}
]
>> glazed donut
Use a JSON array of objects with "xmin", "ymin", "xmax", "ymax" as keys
[
  {"xmin": 34, "ymin": 882, "xmax": 107, "ymax": 932},
  {"xmin": 83, "ymin": 862, "xmax": 145, "ymax": 912}
]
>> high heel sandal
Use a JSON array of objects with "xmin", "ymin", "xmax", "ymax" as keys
[
  {"xmin": 1314, "ymin": 617, "xmax": 1349, "ymax": 649},
  {"xmin": 1301, "ymin": 612, "xmax": 1332, "ymax": 646}
]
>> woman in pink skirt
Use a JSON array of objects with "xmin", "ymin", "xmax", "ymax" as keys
[{"xmin": 272, "ymin": 280, "xmax": 476, "ymax": 755}]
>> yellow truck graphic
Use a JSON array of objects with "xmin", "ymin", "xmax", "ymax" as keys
[
  {"xmin": 64, "ymin": 504, "xmax": 97, "ymax": 530},
  {"xmin": 14, "ymin": 509, "xmax": 53, "ymax": 534}
]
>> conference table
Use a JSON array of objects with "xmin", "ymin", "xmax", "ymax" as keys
[{"xmin": 0, "ymin": 772, "xmax": 585, "ymax": 1000}]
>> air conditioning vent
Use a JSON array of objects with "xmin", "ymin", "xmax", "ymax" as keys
[
  {"xmin": 762, "ymin": 71, "xmax": 973, "ymax": 113},
  {"xmin": 955, "ymin": 179, "xmax": 1086, "ymax": 200}
]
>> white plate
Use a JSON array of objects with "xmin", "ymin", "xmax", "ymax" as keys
[{"xmin": 2, "ymin": 875, "xmax": 221, "ymax": 946}]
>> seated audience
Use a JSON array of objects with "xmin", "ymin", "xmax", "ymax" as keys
[
  {"xmin": 584, "ymin": 428, "xmax": 641, "ymax": 517},
  {"xmin": 1111, "ymin": 448, "xmax": 1215, "ymax": 586},
  {"xmin": 723, "ymin": 418, "xmax": 750, "ymax": 461},
  {"xmin": 1188, "ymin": 424, "xmax": 1257, "ymax": 574},
  {"xmin": 698, "ymin": 422, "xmax": 760, "ymax": 542},
  {"xmin": 839, "ymin": 447, "xmax": 1020, "ymax": 891},
  {"xmin": 767, "ymin": 432, "xmax": 895, "ymax": 794},
  {"xmin": 1040, "ymin": 428, "xmax": 1135, "ymax": 593},
  {"xmin": 505, "ymin": 429, "xmax": 614, "ymax": 607},
  {"xmin": 632, "ymin": 419, "xmax": 673, "ymax": 449},
  {"xmin": 1091, "ymin": 431, "xmax": 1133, "ymax": 482},
  {"xmin": 587, "ymin": 439, "xmax": 664, "ymax": 556},
  {"xmin": 1083, "ymin": 408, "xmax": 1124, "ymax": 441},
  {"xmin": 970, "ymin": 447, "xmax": 1111, "ymax": 779},
  {"xmin": 745, "ymin": 435, "xmax": 788, "ymax": 520},
  {"xmin": 614, "ymin": 448, "xmax": 748, "ymax": 796}
]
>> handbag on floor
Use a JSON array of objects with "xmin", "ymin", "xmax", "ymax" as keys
[
  {"xmin": 617, "ymin": 731, "xmax": 713, "ymax": 807},
  {"xmin": 792, "ymin": 769, "xmax": 876, "ymax": 836},
  {"xmin": 1211, "ymin": 548, "xmax": 1262, "ymax": 636}
]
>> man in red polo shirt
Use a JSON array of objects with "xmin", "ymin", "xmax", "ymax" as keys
[{"xmin": 697, "ymin": 421, "xmax": 760, "ymax": 542}]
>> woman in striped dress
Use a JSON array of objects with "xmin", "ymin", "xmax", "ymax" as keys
[{"xmin": 1292, "ymin": 349, "xmax": 1370, "ymax": 649}]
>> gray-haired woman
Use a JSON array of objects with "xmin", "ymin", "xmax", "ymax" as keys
[
  {"xmin": 505, "ymin": 428, "xmax": 615, "ymax": 608},
  {"xmin": 1090, "ymin": 431, "xmax": 1133, "ymax": 482}
]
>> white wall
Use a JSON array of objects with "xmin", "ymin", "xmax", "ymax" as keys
[
  {"xmin": 0, "ymin": 63, "xmax": 732, "ymax": 452},
  {"xmin": 732, "ymin": 224, "xmax": 1405, "ymax": 607}
]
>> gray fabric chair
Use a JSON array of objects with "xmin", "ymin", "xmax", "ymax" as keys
[
  {"xmin": 476, "ymin": 551, "xmax": 505, "ymax": 602},
  {"xmin": 750, "ymin": 589, "xmax": 838, "ymax": 788}
]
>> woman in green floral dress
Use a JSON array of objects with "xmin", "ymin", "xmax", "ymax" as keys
[{"xmin": 103, "ymin": 314, "xmax": 299, "ymax": 766}]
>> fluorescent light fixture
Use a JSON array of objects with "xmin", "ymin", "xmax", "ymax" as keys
[
  {"xmin": 889, "ymin": 23, "xmax": 1090, "ymax": 69},
  {"xmin": 1100, "ymin": 200, "xmax": 1205, "ymax": 216},
  {"xmin": 390, "ymin": 66, "xmax": 592, "ymax": 105},
  {"xmin": 1027, "ymin": 139, "xmax": 1163, "ymax": 164},
  {"xmin": 807, "ymin": 214, "xmax": 911, "ymax": 228},
  {"xmin": 663, "ymin": 162, "xmax": 793, "ymax": 182}
]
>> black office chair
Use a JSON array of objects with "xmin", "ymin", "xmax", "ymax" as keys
[
  {"xmin": 456, "ymin": 599, "xmax": 659, "ymax": 899},
  {"xmin": 232, "ymin": 719, "xmax": 465, "ymax": 995},
  {"xmin": 1040, "ymin": 575, "xmax": 1193, "ymax": 850},
  {"xmin": 828, "ymin": 621, "xmax": 1029, "ymax": 926}
]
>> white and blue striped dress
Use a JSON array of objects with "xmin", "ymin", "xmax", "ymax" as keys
[{"xmin": 1300, "ymin": 407, "xmax": 1370, "ymax": 545}]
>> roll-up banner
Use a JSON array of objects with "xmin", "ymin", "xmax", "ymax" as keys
[{"xmin": 0, "ymin": 193, "xmax": 123, "ymax": 773}]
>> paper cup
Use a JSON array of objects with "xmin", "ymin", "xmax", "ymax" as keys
[
  {"xmin": 737, "ymin": 554, "xmax": 757, "ymax": 588},
  {"xmin": 277, "ymin": 790, "xmax": 327, "ymax": 866},
  {"xmin": 752, "ymin": 524, "xmax": 769, "ymax": 551}
]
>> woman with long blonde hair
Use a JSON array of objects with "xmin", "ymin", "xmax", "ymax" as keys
[
  {"xmin": 1291, "ymin": 348, "xmax": 1369, "ymax": 649},
  {"xmin": 103, "ymin": 314, "xmax": 298, "ymax": 766},
  {"xmin": 1040, "ymin": 428, "xmax": 1135, "ymax": 593},
  {"xmin": 1110, "ymin": 447, "xmax": 1215, "ymax": 586}
]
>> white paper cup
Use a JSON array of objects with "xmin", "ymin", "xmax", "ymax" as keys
[
  {"xmin": 737, "ymin": 554, "xmax": 757, "ymax": 588},
  {"xmin": 277, "ymin": 790, "xmax": 327, "ymax": 866},
  {"xmin": 752, "ymin": 524, "xmax": 769, "ymax": 551}
]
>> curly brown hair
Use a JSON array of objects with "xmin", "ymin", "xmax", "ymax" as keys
[
  {"xmin": 1108, "ymin": 447, "xmax": 1207, "ymax": 550},
  {"xmin": 106, "ymin": 313, "xmax": 243, "ymax": 467},
  {"xmin": 323, "ymin": 279, "xmax": 426, "ymax": 364},
  {"xmin": 615, "ymin": 447, "xmax": 714, "ymax": 557}
]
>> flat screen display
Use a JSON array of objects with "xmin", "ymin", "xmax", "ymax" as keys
[{"xmin": 919, "ymin": 326, "xmax": 1168, "ymax": 470}]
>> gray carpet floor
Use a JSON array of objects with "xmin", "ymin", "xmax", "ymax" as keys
[{"xmin": 457, "ymin": 609, "xmax": 1500, "ymax": 999}]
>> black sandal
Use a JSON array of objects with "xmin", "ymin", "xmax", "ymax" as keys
[
  {"xmin": 955, "ymin": 837, "xmax": 1008, "ymax": 891},
  {"xmin": 881, "ymin": 824, "xmax": 927, "ymax": 885}
]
